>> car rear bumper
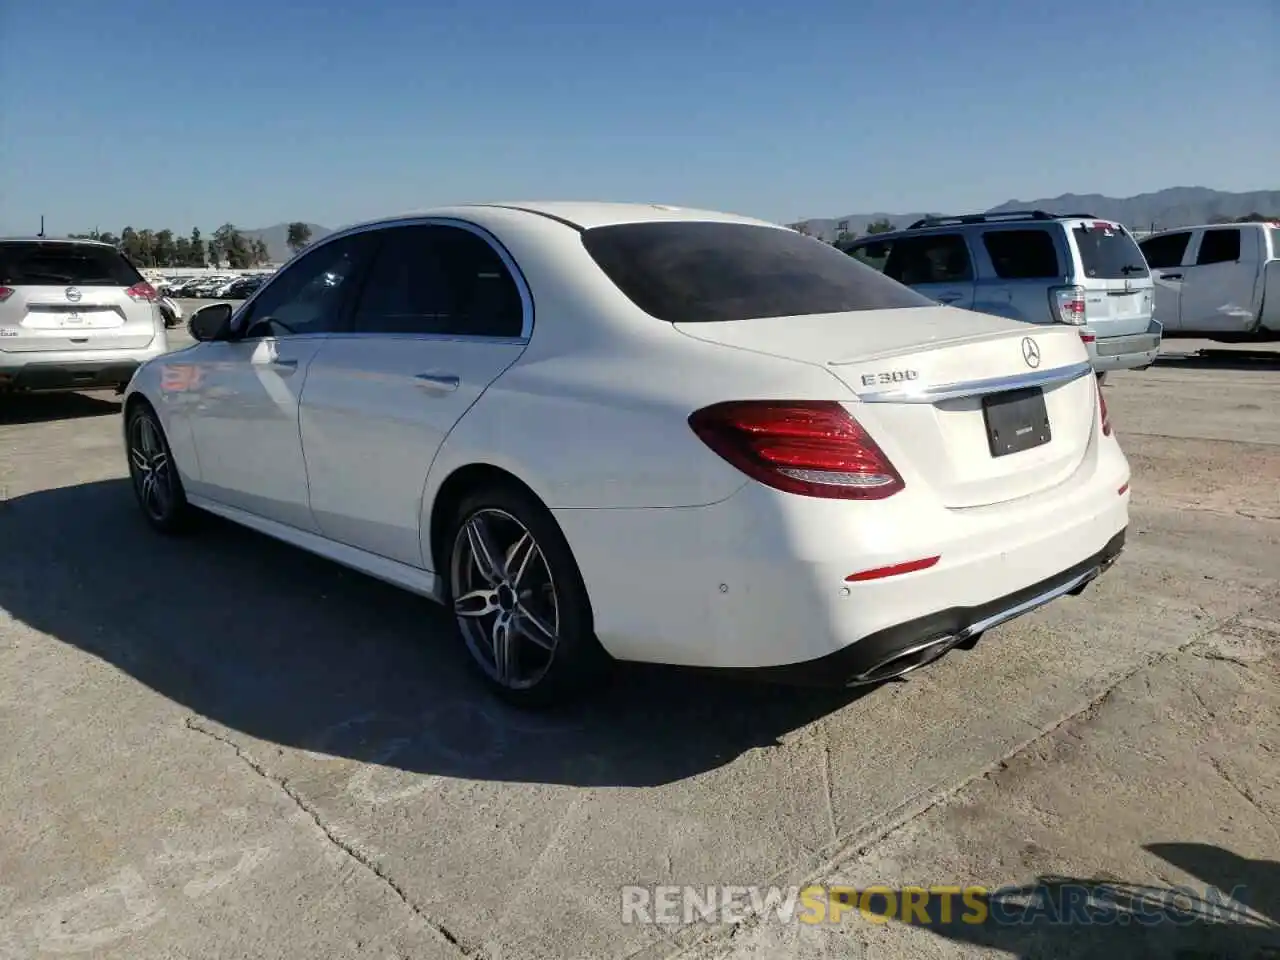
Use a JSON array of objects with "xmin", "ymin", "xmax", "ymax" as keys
[
  {"xmin": 555, "ymin": 432, "xmax": 1131, "ymax": 674},
  {"xmin": 0, "ymin": 340, "xmax": 167, "ymax": 392},
  {"xmin": 1087, "ymin": 319, "xmax": 1162, "ymax": 372}
]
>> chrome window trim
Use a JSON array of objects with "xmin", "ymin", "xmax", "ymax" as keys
[
  {"xmin": 855, "ymin": 360, "xmax": 1093, "ymax": 404},
  {"xmin": 233, "ymin": 216, "xmax": 534, "ymax": 343}
]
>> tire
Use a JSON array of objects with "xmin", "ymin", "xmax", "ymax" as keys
[
  {"xmin": 126, "ymin": 401, "xmax": 195, "ymax": 534},
  {"xmin": 445, "ymin": 484, "xmax": 610, "ymax": 707}
]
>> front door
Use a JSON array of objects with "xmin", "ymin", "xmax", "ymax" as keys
[
  {"xmin": 300, "ymin": 221, "xmax": 530, "ymax": 566},
  {"xmin": 185, "ymin": 232, "xmax": 376, "ymax": 530}
]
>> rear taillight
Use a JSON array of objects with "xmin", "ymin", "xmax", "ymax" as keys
[
  {"xmin": 688, "ymin": 400, "xmax": 904, "ymax": 500},
  {"xmin": 0, "ymin": 286, "xmax": 13, "ymax": 303},
  {"xmin": 1051, "ymin": 285, "xmax": 1086, "ymax": 325},
  {"xmin": 125, "ymin": 281, "xmax": 158, "ymax": 302},
  {"xmin": 1096, "ymin": 379, "xmax": 1112, "ymax": 437}
]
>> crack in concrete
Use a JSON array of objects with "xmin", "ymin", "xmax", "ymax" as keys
[
  {"xmin": 652, "ymin": 599, "xmax": 1277, "ymax": 960},
  {"xmin": 817, "ymin": 724, "xmax": 837, "ymax": 845},
  {"xmin": 184, "ymin": 717, "xmax": 483, "ymax": 959},
  {"xmin": 1207, "ymin": 755, "xmax": 1275, "ymax": 833}
]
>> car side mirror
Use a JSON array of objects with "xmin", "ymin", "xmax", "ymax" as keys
[{"xmin": 188, "ymin": 302, "xmax": 234, "ymax": 342}]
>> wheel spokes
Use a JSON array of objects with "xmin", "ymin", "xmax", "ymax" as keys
[
  {"xmin": 454, "ymin": 588, "xmax": 500, "ymax": 618},
  {"xmin": 504, "ymin": 532, "xmax": 538, "ymax": 590},
  {"xmin": 514, "ymin": 605, "xmax": 556, "ymax": 650},
  {"xmin": 491, "ymin": 614, "xmax": 517, "ymax": 684},
  {"xmin": 464, "ymin": 517, "xmax": 504, "ymax": 585}
]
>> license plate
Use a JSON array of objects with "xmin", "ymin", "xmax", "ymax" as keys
[
  {"xmin": 983, "ymin": 387, "xmax": 1051, "ymax": 457},
  {"xmin": 61, "ymin": 313, "xmax": 83, "ymax": 326}
]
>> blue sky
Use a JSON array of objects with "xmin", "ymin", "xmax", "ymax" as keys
[{"xmin": 1, "ymin": 0, "xmax": 1274, "ymax": 235}]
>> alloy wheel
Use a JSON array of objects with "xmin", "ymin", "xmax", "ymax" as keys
[
  {"xmin": 450, "ymin": 508, "xmax": 560, "ymax": 690},
  {"xmin": 128, "ymin": 413, "xmax": 173, "ymax": 521}
]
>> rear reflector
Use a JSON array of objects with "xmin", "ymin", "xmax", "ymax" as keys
[
  {"xmin": 0, "ymin": 286, "xmax": 13, "ymax": 303},
  {"xmin": 1080, "ymin": 333, "xmax": 1096, "ymax": 343},
  {"xmin": 688, "ymin": 400, "xmax": 905, "ymax": 500},
  {"xmin": 125, "ymin": 281, "xmax": 158, "ymax": 302},
  {"xmin": 845, "ymin": 556, "xmax": 940, "ymax": 582},
  {"xmin": 1118, "ymin": 482, "xmax": 1129, "ymax": 495}
]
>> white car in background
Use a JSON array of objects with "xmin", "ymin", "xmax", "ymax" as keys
[
  {"xmin": 121, "ymin": 202, "xmax": 1130, "ymax": 705},
  {"xmin": 1, "ymin": 237, "xmax": 168, "ymax": 394}
]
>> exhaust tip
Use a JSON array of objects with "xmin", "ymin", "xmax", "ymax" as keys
[{"xmin": 850, "ymin": 634, "xmax": 959, "ymax": 686}]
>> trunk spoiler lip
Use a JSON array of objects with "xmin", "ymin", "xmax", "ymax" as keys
[{"xmin": 854, "ymin": 360, "xmax": 1094, "ymax": 404}]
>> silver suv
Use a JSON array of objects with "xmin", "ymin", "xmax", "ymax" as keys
[
  {"xmin": 0, "ymin": 238, "xmax": 168, "ymax": 394},
  {"xmin": 843, "ymin": 211, "xmax": 1162, "ymax": 375}
]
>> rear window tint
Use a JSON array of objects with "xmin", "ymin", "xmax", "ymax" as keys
[
  {"xmin": 1070, "ymin": 224, "xmax": 1148, "ymax": 280},
  {"xmin": 0, "ymin": 242, "xmax": 143, "ymax": 287},
  {"xmin": 580, "ymin": 222, "xmax": 934, "ymax": 324}
]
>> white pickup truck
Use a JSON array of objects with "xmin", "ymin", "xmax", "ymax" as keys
[{"xmin": 1137, "ymin": 221, "xmax": 1280, "ymax": 340}]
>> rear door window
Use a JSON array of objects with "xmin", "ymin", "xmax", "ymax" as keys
[
  {"xmin": 1071, "ymin": 223, "xmax": 1149, "ymax": 280},
  {"xmin": 882, "ymin": 234, "xmax": 973, "ymax": 285},
  {"xmin": 1195, "ymin": 229, "xmax": 1241, "ymax": 265},
  {"xmin": 1138, "ymin": 232, "xmax": 1191, "ymax": 270},
  {"xmin": 580, "ymin": 221, "xmax": 933, "ymax": 323},
  {"xmin": 982, "ymin": 229, "xmax": 1061, "ymax": 279},
  {"xmin": 0, "ymin": 242, "xmax": 143, "ymax": 287}
]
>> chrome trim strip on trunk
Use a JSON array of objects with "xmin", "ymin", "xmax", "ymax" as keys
[
  {"xmin": 855, "ymin": 360, "xmax": 1094, "ymax": 403},
  {"xmin": 960, "ymin": 564, "xmax": 1099, "ymax": 637}
]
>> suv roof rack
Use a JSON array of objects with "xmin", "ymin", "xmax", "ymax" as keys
[{"xmin": 905, "ymin": 210, "xmax": 1100, "ymax": 230}]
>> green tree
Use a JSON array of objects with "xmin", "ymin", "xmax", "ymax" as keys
[
  {"xmin": 286, "ymin": 222, "xmax": 312, "ymax": 255},
  {"xmin": 864, "ymin": 218, "xmax": 896, "ymax": 235},
  {"xmin": 120, "ymin": 226, "xmax": 141, "ymax": 262},
  {"xmin": 174, "ymin": 236, "xmax": 192, "ymax": 266},
  {"xmin": 189, "ymin": 227, "xmax": 205, "ymax": 267},
  {"xmin": 98, "ymin": 231, "xmax": 119, "ymax": 248},
  {"xmin": 153, "ymin": 229, "xmax": 176, "ymax": 267},
  {"xmin": 136, "ymin": 229, "xmax": 156, "ymax": 266},
  {"xmin": 213, "ymin": 223, "xmax": 253, "ymax": 269},
  {"xmin": 250, "ymin": 237, "xmax": 271, "ymax": 266}
]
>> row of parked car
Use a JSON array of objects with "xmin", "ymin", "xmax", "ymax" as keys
[
  {"xmin": 156, "ymin": 273, "xmax": 274, "ymax": 300},
  {"xmin": 839, "ymin": 213, "xmax": 1280, "ymax": 378}
]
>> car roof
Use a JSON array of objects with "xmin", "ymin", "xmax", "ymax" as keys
[
  {"xmin": 342, "ymin": 201, "xmax": 782, "ymax": 234},
  {"xmin": 0, "ymin": 236, "xmax": 118, "ymax": 248},
  {"xmin": 852, "ymin": 211, "xmax": 1114, "ymax": 243}
]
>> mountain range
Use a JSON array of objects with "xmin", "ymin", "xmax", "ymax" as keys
[{"xmin": 789, "ymin": 187, "xmax": 1280, "ymax": 241}]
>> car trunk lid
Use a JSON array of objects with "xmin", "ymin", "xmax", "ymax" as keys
[
  {"xmin": 1065, "ymin": 219, "xmax": 1154, "ymax": 337},
  {"xmin": 674, "ymin": 306, "xmax": 1098, "ymax": 508}
]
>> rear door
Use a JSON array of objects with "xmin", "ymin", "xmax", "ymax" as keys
[
  {"xmin": 1137, "ymin": 230, "xmax": 1193, "ymax": 331},
  {"xmin": 0, "ymin": 241, "xmax": 159, "ymax": 353},
  {"xmin": 974, "ymin": 226, "xmax": 1066, "ymax": 324},
  {"xmin": 1064, "ymin": 219, "xmax": 1154, "ymax": 338},
  {"xmin": 1179, "ymin": 227, "xmax": 1258, "ymax": 333},
  {"xmin": 881, "ymin": 232, "xmax": 977, "ymax": 308},
  {"xmin": 300, "ymin": 221, "xmax": 529, "ymax": 567}
]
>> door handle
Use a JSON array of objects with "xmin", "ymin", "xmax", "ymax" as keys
[
  {"xmin": 1159, "ymin": 273, "xmax": 1183, "ymax": 280},
  {"xmin": 415, "ymin": 373, "xmax": 460, "ymax": 392},
  {"xmin": 937, "ymin": 295, "xmax": 962, "ymax": 304}
]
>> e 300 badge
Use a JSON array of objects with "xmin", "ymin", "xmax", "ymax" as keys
[{"xmin": 860, "ymin": 369, "xmax": 919, "ymax": 387}]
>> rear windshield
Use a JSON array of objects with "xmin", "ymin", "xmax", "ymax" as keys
[
  {"xmin": 1070, "ymin": 223, "xmax": 1149, "ymax": 280},
  {"xmin": 580, "ymin": 221, "xmax": 934, "ymax": 323},
  {"xmin": 0, "ymin": 242, "xmax": 143, "ymax": 287}
]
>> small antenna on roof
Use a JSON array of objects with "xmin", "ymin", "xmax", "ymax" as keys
[{"xmin": 38, "ymin": 216, "xmax": 45, "ymax": 238}]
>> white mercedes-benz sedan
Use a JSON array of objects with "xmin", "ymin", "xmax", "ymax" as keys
[{"xmin": 122, "ymin": 202, "xmax": 1130, "ymax": 705}]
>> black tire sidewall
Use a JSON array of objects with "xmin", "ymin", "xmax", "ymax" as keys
[{"xmin": 447, "ymin": 485, "xmax": 608, "ymax": 706}]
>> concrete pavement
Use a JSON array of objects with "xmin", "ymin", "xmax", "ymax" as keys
[{"xmin": 0, "ymin": 334, "xmax": 1276, "ymax": 959}]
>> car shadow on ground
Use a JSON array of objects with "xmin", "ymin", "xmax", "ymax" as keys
[
  {"xmin": 1152, "ymin": 348, "xmax": 1280, "ymax": 372},
  {"xmin": 0, "ymin": 478, "xmax": 863, "ymax": 788},
  {"xmin": 847, "ymin": 843, "xmax": 1278, "ymax": 958},
  {"xmin": 0, "ymin": 391, "xmax": 121, "ymax": 425}
]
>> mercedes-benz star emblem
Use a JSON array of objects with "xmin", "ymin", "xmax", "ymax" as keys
[
  {"xmin": 1021, "ymin": 337, "xmax": 1041, "ymax": 368},
  {"xmin": 65, "ymin": 287, "xmax": 82, "ymax": 303}
]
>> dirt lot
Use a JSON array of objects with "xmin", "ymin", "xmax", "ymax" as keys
[{"xmin": 0, "ymin": 335, "xmax": 1277, "ymax": 960}]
